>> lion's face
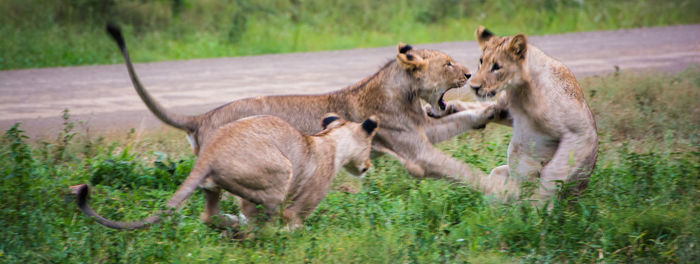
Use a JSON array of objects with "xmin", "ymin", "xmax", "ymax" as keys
[
  {"xmin": 343, "ymin": 117, "xmax": 379, "ymax": 178},
  {"xmin": 321, "ymin": 114, "xmax": 379, "ymax": 178},
  {"xmin": 468, "ymin": 26, "xmax": 528, "ymax": 100},
  {"xmin": 396, "ymin": 43, "xmax": 471, "ymax": 117}
]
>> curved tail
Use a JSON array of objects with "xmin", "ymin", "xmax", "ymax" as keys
[
  {"xmin": 105, "ymin": 23, "xmax": 198, "ymax": 132},
  {"xmin": 71, "ymin": 163, "xmax": 210, "ymax": 230}
]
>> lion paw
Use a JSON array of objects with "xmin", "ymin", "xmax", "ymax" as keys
[
  {"xmin": 234, "ymin": 213, "xmax": 249, "ymax": 225},
  {"xmin": 222, "ymin": 213, "xmax": 249, "ymax": 226}
]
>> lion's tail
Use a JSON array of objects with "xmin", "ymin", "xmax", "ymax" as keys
[
  {"xmin": 105, "ymin": 23, "xmax": 198, "ymax": 132},
  {"xmin": 71, "ymin": 162, "xmax": 210, "ymax": 230}
]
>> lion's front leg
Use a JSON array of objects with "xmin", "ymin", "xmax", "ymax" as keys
[
  {"xmin": 372, "ymin": 145, "xmax": 425, "ymax": 177},
  {"xmin": 423, "ymin": 101, "xmax": 500, "ymax": 144},
  {"xmin": 413, "ymin": 142, "xmax": 519, "ymax": 203},
  {"xmin": 452, "ymin": 100, "xmax": 512, "ymax": 127},
  {"xmin": 429, "ymin": 97, "xmax": 513, "ymax": 127},
  {"xmin": 386, "ymin": 132, "xmax": 518, "ymax": 202},
  {"xmin": 484, "ymin": 165, "xmax": 520, "ymax": 202}
]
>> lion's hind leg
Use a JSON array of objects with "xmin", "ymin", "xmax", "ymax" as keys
[
  {"xmin": 280, "ymin": 208, "xmax": 303, "ymax": 231},
  {"xmin": 239, "ymin": 199, "xmax": 263, "ymax": 224},
  {"xmin": 200, "ymin": 187, "xmax": 241, "ymax": 229}
]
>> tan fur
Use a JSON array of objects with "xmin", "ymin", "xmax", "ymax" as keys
[
  {"xmin": 71, "ymin": 114, "xmax": 379, "ymax": 230},
  {"xmin": 463, "ymin": 26, "xmax": 599, "ymax": 203},
  {"xmin": 108, "ymin": 26, "xmax": 503, "ymax": 197}
]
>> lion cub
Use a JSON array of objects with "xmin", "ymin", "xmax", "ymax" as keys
[
  {"xmin": 71, "ymin": 113, "xmax": 379, "ymax": 230},
  {"xmin": 463, "ymin": 26, "xmax": 598, "ymax": 203}
]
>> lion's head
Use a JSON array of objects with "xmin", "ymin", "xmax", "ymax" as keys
[
  {"xmin": 320, "ymin": 113, "xmax": 379, "ymax": 178},
  {"xmin": 469, "ymin": 26, "xmax": 528, "ymax": 99},
  {"xmin": 395, "ymin": 43, "xmax": 471, "ymax": 117}
]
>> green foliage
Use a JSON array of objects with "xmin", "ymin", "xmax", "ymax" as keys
[
  {"xmin": 1, "ymin": 0, "xmax": 699, "ymax": 69},
  {"xmin": 89, "ymin": 146, "xmax": 193, "ymax": 190},
  {"xmin": 0, "ymin": 70, "xmax": 698, "ymax": 262},
  {"xmin": 583, "ymin": 66, "xmax": 700, "ymax": 145}
]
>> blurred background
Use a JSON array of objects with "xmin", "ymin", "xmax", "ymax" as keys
[
  {"xmin": 1, "ymin": 1, "xmax": 699, "ymax": 263},
  {"xmin": 2, "ymin": 0, "xmax": 699, "ymax": 70}
]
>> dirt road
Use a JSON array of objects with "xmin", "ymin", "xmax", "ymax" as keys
[{"xmin": 1, "ymin": 24, "xmax": 699, "ymax": 138}]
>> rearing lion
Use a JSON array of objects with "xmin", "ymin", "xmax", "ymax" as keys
[
  {"xmin": 464, "ymin": 26, "xmax": 599, "ymax": 202},
  {"xmin": 106, "ymin": 24, "xmax": 504, "ymax": 197}
]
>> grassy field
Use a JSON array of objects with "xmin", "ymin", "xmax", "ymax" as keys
[
  {"xmin": 1, "ymin": 0, "xmax": 699, "ymax": 70},
  {"xmin": 1, "ymin": 66, "xmax": 698, "ymax": 262}
]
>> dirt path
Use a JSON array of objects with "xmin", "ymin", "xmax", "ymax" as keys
[{"xmin": 1, "ymin": 24, "xmax": 699, "ymax": 138}]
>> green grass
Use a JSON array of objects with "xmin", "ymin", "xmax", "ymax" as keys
[
  {"xmin": 1, "ymin": 66, "xmax": 699, "ymax": 262},
  {"xmin": 1, "ymin": 0, "xmax": 699, "ymax": 70}
]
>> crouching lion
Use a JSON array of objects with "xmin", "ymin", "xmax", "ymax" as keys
[{"xmin": 71, "ymin": 114, "xmax": 379, "ymax": 230}]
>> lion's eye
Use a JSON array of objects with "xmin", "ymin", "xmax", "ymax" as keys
[
  {"xmin": 479, "ymin": 58, "xmax": 483, "ymax": 64},
  {"xmin": 445, "ymin": 61, "xmax": 453, "ymax": 67},
  {"xmin": 491, "ymin": 63, "xmax": 501, "ymax": 72}
]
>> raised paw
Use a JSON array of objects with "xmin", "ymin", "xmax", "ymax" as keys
[
  {"xmin": 459, "ymin": 101, "xmax": 498, "ymax": 128},
  {"xmin": 425, "ymin": 104, "xmax": 440, "ymax": 118},
  {"xmin": 425, "ymin": 101, "xmax": 464, "ymax": 118}
]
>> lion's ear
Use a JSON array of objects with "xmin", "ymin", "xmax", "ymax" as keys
[
  {"xmin": 396, "ymin": 42, "xmax": 427, "ymax": 71},
  {"xmin": 321, "ymin": 113, "xmax": 343, "ymax": 130},
  {"xmin": 397, "ymin": 42, "xmax": 412, "ymax": 54},
  {"xmin": 361, "ymin": 115, "xmax": 379, "ymax": 137},
  {"xmin": 476, "ymin": 26, "xmax": 494, "ymax": 50},
  {"xmin": 507, "ymin": 34, "xmax": 527, "ymax": 60}
]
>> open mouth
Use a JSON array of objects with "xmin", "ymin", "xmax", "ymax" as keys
[{"xmin": 438, "ymin": 92, "xmax": 446, "ymax": 110}]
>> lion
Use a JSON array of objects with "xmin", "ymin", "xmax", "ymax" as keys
[
  {"xmin": 71, "ymin": 113, "xmax": 379, "ymax": 230},
  {"xmin": 460, "ymin": 26, "xmax": 599, "ymax": 203},
  {"xmin": 106, "ymin": 24, "xmax": 505, "ymax": 197}
]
